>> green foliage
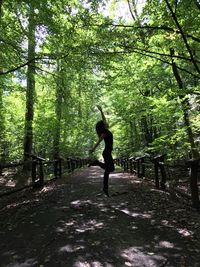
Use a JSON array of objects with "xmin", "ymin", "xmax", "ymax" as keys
[{"xmin": 0, "ymin": 0, "xmax": 200, "ymax": 163}]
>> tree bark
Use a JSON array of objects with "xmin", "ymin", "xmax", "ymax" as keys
[
  {"xmin": 53, "ymin": 62, "xmax": 62, "ymax": 158},
  {"xmin": 0, "ymin": 82, "xmax": 6, "ymax": 173},
  {"xmin": 170, "ymin": 49, "xmax": 199, "ymax": 158},
  {"xmin": 0, "ymin": 0, "xmax": 3, "ymax": 18},
  {"xmin": 23, "ymin": 3, "xmax": 36, "ymax": 166}
]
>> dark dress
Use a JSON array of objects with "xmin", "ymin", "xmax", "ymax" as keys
[{"xmin": 102, "ymin": 129, "xmax": 115, "ymax": 172}]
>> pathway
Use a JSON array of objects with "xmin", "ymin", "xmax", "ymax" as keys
[{"xmin": 0, "ymin": 167, "xmax": 200, "ymax": 267}]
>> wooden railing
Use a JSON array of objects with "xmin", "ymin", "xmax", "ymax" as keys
[
  {"xmin": 0, "ymin": 154, "xmax": 89, "ymax": 196},
  {"xmin": 115, "ymin": 155, "xmax": 200, "ymax": 209}
]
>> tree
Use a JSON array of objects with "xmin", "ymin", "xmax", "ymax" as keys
[{"xmin": 23, "ymin": 1, "xmax": 36, "ymax": 165}]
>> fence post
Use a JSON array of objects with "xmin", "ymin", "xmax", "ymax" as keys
[
  {"xmin": 159, "ymin": 162, "xmax": 166, "ymax": 190},
  {"xmin": 0, "ymin": 164, "xmax": 2, "ymax": 175},
  {"xmin": 129, "ymin": 157, "xmax": 133, "ymax": 173},
  {"xmin": 54, "ymin": 159, "xmax": 58, "ymax": 179},
  {"xmin": 122, "ymin": 158, "xmax": 125, "ymax": 171},
  {"xmin": 152, "ymin": 157, "xmax": 159, "ymax": 188},
  {"xmin": 58, "ymin": 158, "xmax": 62, "ymax": 178},
  {"xmin": 39, "ymin": 159, "xmax": 44, "ymax": 186},
  {"xmin": 31, "ymin": 160, "xmax": 37, "ymax": 185},
  {"xmin": 188, "ymin": 158, "xmax": 199, "ymax": 209},
  {"xmin": 136, "ymin": 157, "xmax": 141, "ymax": 177},
  {"xmin": 141, "ymin": 157, "xmax": 145, "ymax": 177}
]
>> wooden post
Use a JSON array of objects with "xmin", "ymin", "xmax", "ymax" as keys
[
  {"xmin": 188, "ymin": 159, "xmax": 199, "ymax": 209},
  {"xmin": 39, "ymin": 159, "xmax": 44, "ymax": 186},
  {"xmin": 0, "ymin": 164, "xmax": 2, "ymax": 176},
  {"xmin": 70, "ymin": 158, "xmax": 74, "ymax": 172},
  {"xmin": 31, "ymin": 160, "xmax": 37, "ymax": 184},
  {"xmin": 66, "ymin": 158, "xmax": 70, "ymax": 171},
  {"xmin": 54, "ymin": 160, "xmax": 58, "ymax": 179},
  {"xmin": 129, "ymin": 157, "xmax": 133, "ymax": 173},
  {"xmin": 136, "ymin": 158, "xmax": 141, "ymax": 177},
  {"xmin": 141, "ymin": 157, "xmax": 145, "ymax": 178},
  {"xmin": 58, "ymin": 158, "xmax": 62, "ymax": 178},
  {"xmin": 123, "ymin": 158, "xmax": 126, "ymax": 171},
  {"xmin": 159, "ymin": 162, "xmax": 166, "ymax": 190},
  {"xmin": 126, "ymin": 158, "xmax": 129, "ymax": 171},
  {"xmin": 154, "ymin": 159, "xmax": 159, "ymax": 188},
  {"xmin": 121, "ymin": 158, "xmax": 123, "ymax": 168}
]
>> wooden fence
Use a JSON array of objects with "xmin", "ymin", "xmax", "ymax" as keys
[
  {"xmin": 115, "ymin": 155, "xmax": 200, "ymax": 209},
  {"xmin": 1, "ymin": 153, "xmax": 199, "ymax": 209},
  {"xmin": 0, "ymin": 154, "xmax": 89, "ymax": 196}
]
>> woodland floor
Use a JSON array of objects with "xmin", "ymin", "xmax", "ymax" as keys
[{"xmin": 0, "ymin": 167, "xmax": 200, "ymax": 267}]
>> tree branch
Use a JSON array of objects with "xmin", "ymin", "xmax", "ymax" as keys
[
  {"xmin": 127, "ymin": 0, "xmax": 136, "ymax": 20},
  {"xmin": 85, "ymin": 23, "xmax": 200, "ymax": 43},
  {"xmin": 1, "ymin": 48, "xmax": 200, "ymax": 81},
  {"xmin": 165, "ymin": 0, "xmax": 200, "ymax": 75}
]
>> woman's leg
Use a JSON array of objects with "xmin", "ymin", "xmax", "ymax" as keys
[
  {"xmin": 103, "ymin": 169, "xmax": 110, "ymax": 197},
  {"xmin": 88, "ymin": 159, "xmax": 106, "ymax": 169}
]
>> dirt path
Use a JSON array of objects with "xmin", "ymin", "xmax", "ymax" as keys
[{"xmin": 0, "ymin": 167, "xmax": 200, "ymax": 267}]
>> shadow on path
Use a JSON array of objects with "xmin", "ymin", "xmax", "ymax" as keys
[{"xmin": 0, "ymin": 167, "xmax": 200, "ymax": 267}]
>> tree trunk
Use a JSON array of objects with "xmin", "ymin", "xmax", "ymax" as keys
[
  {"xmin": 53, "ymin": 62, "xmax": 62, "ymax": 158},
  {"xmin": 23, "ymin": 4, "xmax": 36, "ymax": 167},
  {"xmin": 0, "ymin": 0, "xmax": 6, "ymax": 172},
  {"xmin": 129, "ymin": 121, "xmax": 135, "ymax": 150},
  {"xmin": 0, "ymin": 0, "xmax": 3, "ymax": 18},
  {"xmin": 141, "ymin": 115, "xmax": 153, "ymax": 147},
  {"xmin": 0, "ymin": 82, "xmax": 6, "ymax": 173},
  {"xmin": 170, "ymin": 49, "xmax": 199, "ymax": 158}
]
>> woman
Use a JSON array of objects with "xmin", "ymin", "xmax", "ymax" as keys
[{"xmin": 89, "ymin": 105, "xmax": 115, "ymax": 197}]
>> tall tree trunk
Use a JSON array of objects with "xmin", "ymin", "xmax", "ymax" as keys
[
  {"xmin": 0, "ymin": 0, "xmax": 6, "ymax": 173},
  {"xmin": 53, "ymin": 62, "xmax": 62, "ymax": 158},
  {"xmin": 141, "ymin": 116, "xmax": 152, "ymax": 146},
  {"xmin": 129, "ymin": 121, "xmax": 135, "ymax": 149},
  {"xmin": 170, "ymin": 49, "xmax": 199, "ymax": 158},
  {"xmin": 0, "ymin": 0, "xmax": 3, "ymax": 18},
  {"xmin": 131, "ymin": 119, "xmax": 141, "ymax": 151},
  {"xmin": 0, "ymin": 81, "xmax": 6, "ymax": 173},
  {"xmin": 23, "ymin": 4, "xmax": 36, "ymax": 165}
]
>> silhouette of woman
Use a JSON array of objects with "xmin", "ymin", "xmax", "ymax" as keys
[{"xmin": 89, "ymin": 105, "xmax": 115, "ymax": 197}]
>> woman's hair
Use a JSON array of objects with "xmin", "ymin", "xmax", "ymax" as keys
[{"xmin": 96, "ymin": 120, "xmax": 106, "ymax": 137}]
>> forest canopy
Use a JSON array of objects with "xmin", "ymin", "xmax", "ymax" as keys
[{"xmin": 0, "ymin": 0, "xmax": 200, "ymax": 163}]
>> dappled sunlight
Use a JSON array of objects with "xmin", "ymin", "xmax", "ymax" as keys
[
  {"xmin": 73, "ymin": 260, "xmax": 114, "ymax": 267},
  {"xmin": 109, "ymin": 172, "xmax": 131, "ymax": 180},
  {"xmin": 40, "ymin": 184, "xmax": 56, "ymax": 193},
  {"xmin": 161, "ymin": 220, "xmax": 194, "ymax": 238},
  {"xmin": 177, "ymin": 228, "xmax": 193, "ymax": 237},
  {"xmin": 56, "ymin": 217, "xmax": 104, "ymax": 234},
  {"xmin": 158, "ymin": 240, "xmax": 174, "ymax": 248},
  {"xmin": 150, "ymin": 188, "xmax": 170, "ymax": 196},
  {"xmin": 6, "ymin": 199, "xmax": 39, "ymax": 210},
  {"xmin": 59, "ymin": 244, "xmax": 85, "ymax": 253},
  {"xmin": 70, "ymin": 199, "xmax": 93, "ymax": 209},
  {"xmin": 121, "ymin": 246, "xmax": 166, "ymax": 267},
  {"xmin": 75, "ymin": 219, "xmax": 104, "ymax": 233},
  {"xmin": 115, "ymin": 207, "xmax": 153, "ymax": 219},
  {"xmin": 6, "ymin": 179, "xmax": 16, "ymax": 187},
  {"xmin": 0, "ymin": 176, "xmax": 16, "ymax": 187},
  {"xmin": 0, "ymin": 169, "xmax": 18, "ymax": 188},
  {"xmin": 2, "ymin": 257, "xmax": 38, "ymax": 267},
  {"xmin": 86, "ymin": 168, "xmax": 102, "ymax": 178},
  {"xmin": 130, "ymin": 179, "xmax": 143, "ymax": 184},
  {"xmin": 1, "ymin": 167, "xmax": 200, "ymax": 267}
]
